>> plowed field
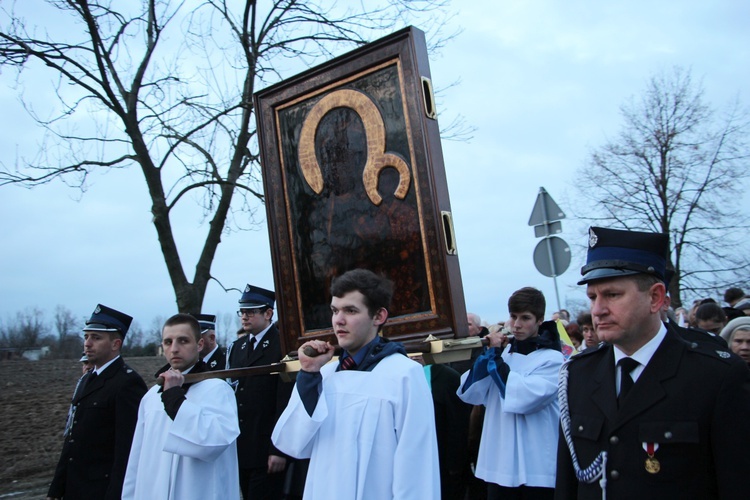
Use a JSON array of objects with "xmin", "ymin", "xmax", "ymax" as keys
[{"xmin": 0, "ymin": 357, "xmax": 164, "ymax": 499}]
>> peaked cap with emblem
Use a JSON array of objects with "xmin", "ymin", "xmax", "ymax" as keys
[
  {"xmin": 83, "ymin": 304, "xmax": 133, "ymax": 338},
  {"xmin": 191, "ymin": 313, "xmax": 217, "ymax": 333},
  {"xmin": 578, "ymin": 227, "xmax": 669, "ymax": 285},
  {"xmin": 239, "ymin": 284, "xmax": 275, "ymax": 309}
]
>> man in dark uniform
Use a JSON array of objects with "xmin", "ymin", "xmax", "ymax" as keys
[
  {"xmin": 227, "ymin": 284, "xmax": 290, "ymax": 499},
  {"xmin": 47, "ymin": 304, "xmax": 147, "ymax": 500},
  {"xmin": 555, "ymin": 227, "xmax": 750, "ymax": 500},
  {"xmin": 192, "ymin": 313, "xmax": 226, "ymax": 371}
]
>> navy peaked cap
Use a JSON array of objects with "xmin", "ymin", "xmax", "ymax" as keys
[
  {"xmin": 239, "ymin": 284, "xmax": 275, "ymax": 309},
  {"xmin": 191, "ymin": 313, "xmax": 217, "ymax": 333},
  {"xmin": 578, "ymin": 227, "xmax": 669, "ymax": 285},
  {"xmin": 83, "ymin": 304, "xmax": 133, "ymax": 337}
]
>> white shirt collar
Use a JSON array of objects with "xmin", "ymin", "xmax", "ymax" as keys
[
  {"xmin": 613, "ymin": 322, "xmax": 667, "ymax": 384},
  {"xmin": 94, "ymin": 355, "xmax": 120, "ymax": 375},
  {"xmin": 202, "ymin": 344, "xmax": 220, "ymax": 363},
  {"xmin": 250, "ymin": 323, "xmax": 273, "ymax": 347}
]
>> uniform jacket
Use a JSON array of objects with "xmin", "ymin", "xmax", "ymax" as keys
[
  {"xmin": 48, "ymin": 356, "xmax": 147, "ymax": 500},
  {"xmin": 204, "ymin": 345, "xmax": 227, "ymax": 371},
  {"xmin": 227, "ymin": 325, "xmax": 291, "ymax": 468},
  {"xmin": 555, "ymin": 323, "xmax": 750, "ymax": 500}
]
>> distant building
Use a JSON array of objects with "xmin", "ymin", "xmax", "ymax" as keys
[{"xmin": 0, "ymin": 346, "xmax": 51, "ymax": 361}]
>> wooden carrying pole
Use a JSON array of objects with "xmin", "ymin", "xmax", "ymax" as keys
[{"xmin": 156, "ymin": 336, "xmax": 493, "ymax": 385}]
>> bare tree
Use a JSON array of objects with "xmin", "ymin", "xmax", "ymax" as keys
[
  {"xmin": 126, "ymin": 321, "xmax": 145, "ymax": 348},
  {"xmin": 149, "ymin": 315, "xmax": 166, "ymax": 346},
  {"xmin": 0, "ymin": 0, "xmax": 456, "ymax": 313},
  {"xmin": 0, "ymin": 308, "xmax": 48, "ymax": 348},
  {"xmin": 219, "ymin": 311, "xmax": 238, "ymax": 347},
  {"xmin": 575, "ymin": 67, "xmax": 750, "ymax": 307},
  {"xmin": 54, "ymin": 305, "xmax": 81, "ymax": 358}
]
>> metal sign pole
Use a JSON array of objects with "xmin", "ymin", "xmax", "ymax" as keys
[
  {"xmin": 529, "ymin": 187, "xmax": 569, "ymax": 313},
  {"xmin": 540, "ymin": 200, "xmax": 562, "ymax": 311}
]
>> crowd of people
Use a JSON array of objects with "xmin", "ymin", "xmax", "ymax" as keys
[{"xmin": 46, "ymin": 226, "xmax": 750, "ymax": 500}]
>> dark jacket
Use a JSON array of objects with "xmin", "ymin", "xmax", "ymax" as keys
[
  {"xmin": 427, "ymin": 363, "xmax": 471, "ymax": 500},
  {"xmin": 227, "ymin": 325, "xmax": 291, "ymax": 469},
  {"xmin": 555, "ymin": 323, "xmax": 750, "ymax": 500},
  {"xmin": 204, "ymin": 345, "xmax": 227, "ymax": 371},
  {"xmin": 48, "ymin": 356, "xmax": 147, "ymax": 500}
]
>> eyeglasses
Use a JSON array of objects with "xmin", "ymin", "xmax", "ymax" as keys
[{"xmin": 237, "ymin": 308, "xmax": 265, "ymax": 318}]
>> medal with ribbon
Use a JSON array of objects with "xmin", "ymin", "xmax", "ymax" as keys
[{"xmin": 642, "ymin": 442, "xmax": 660, "ymax": 473}]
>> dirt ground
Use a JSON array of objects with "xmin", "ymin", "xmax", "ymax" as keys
[{"xmin": 0, "ymin": 356, "xmax": 164, "ymax": 499}]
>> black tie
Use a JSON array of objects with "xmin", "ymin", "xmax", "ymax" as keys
[
  {"xmin": 618, "ymin": 357, "xmax": 639, "ymax": 407},
  {"xmin": 244, "ymin": 336, "xmax": 257, "ymax": 363},
  {"xmin": 85, "ymin": 370, "xmax": 98, "ymax": 388}
]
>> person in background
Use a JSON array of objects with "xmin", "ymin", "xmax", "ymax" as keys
[
  {"xmin": 414, "ymin": 355, "xmax": 472, "ymax": 500},
  {"xmin": 721, "ymin": 317, "xmax": 750, "ymax": 367},
  {"xmin": 227, "ymin": 284, "xmax": 290, "ymax": 500},
  {"xmin": 673, "ymin": 307, "xmax": 689, "ymax": 327},
  {"xmin": 565, "ymin": 323, "xmax": 583, "ymax": 350},
  {"xmin": 577, "ymin": 312, "xmax": 600, "ymax": 352},
  {"xmin": 79, "ymin": 352, "xmax": 95, "ymax": 374},
  {"xmin": 451, "ymin": 312, "xmax": 489, "ymax": 374},
  {"xmin": 694, "ymin": 302, "xmax": 728, "ymax": 336},
  {"xmin": 725, "ymin": 287, "xmax": 750, "ymax": 316},
  {"xmin": 192, "ymin": 313, "xmax": 226, "ymax": 371},
  {"xmin": 459, "ymin": 287, "xmax": 563, "ymax": 500}
]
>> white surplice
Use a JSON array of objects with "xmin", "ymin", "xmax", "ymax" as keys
[
  {"xmin": 272, "ymin": 354, "xmax": 440, "ymax": 500},
  {"xmin": 122, "ymin": 378, "xmax": 241, "ymax": 500},
  {"xmin": 458, "ymin": 346, "xmax": 563, "ymax": 488}
]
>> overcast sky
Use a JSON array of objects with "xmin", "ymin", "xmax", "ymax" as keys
[{"xmin": 1, "ymin": 0, "xmax": 749, "ymax": 341}]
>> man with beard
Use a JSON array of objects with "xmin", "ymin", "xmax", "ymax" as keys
[{"xmin": 48, "ymin": 305, "xmax": 146, "ymax": 500}]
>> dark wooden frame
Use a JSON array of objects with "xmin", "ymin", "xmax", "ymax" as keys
[{"xmin": 254, "ymin": 26, "xmax": 467, "ymax": 353}]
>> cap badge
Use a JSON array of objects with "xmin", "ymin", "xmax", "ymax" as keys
[
  {"xmin": 94, "ymin": 305, "xmax": 102, "ymax": 314},
  {"xmin": 588, "ymin": 227, "xmax": 599, "ymax": 248},
  {"xmin": 244, "ymin": 284, "xmax": 252, "ymax": 293}
]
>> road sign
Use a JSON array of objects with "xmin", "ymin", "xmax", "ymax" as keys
[
  {"xmin": 528, "ymin": 187, "xmax": 565, "ymax": 227},
  {"xmin": 533, "ymin": 236, "xmax": 571, "ymax": 278},
  {"xmin": 533, "ymin": 220, "xmax": 562, "ymax": 238}
]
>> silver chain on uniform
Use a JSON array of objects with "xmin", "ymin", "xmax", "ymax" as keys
[{"xmin": 558, "ymin": 361, "xmax": 608, "ymax": 500}]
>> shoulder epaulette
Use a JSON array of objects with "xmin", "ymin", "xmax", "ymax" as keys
[
  {"xmin": 683, "ymin": 339, "xmax": 735, "ymax": 363},
  {"xmin": 569, "ymin": 342, "xmax": 608, "ymax": 361}
]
